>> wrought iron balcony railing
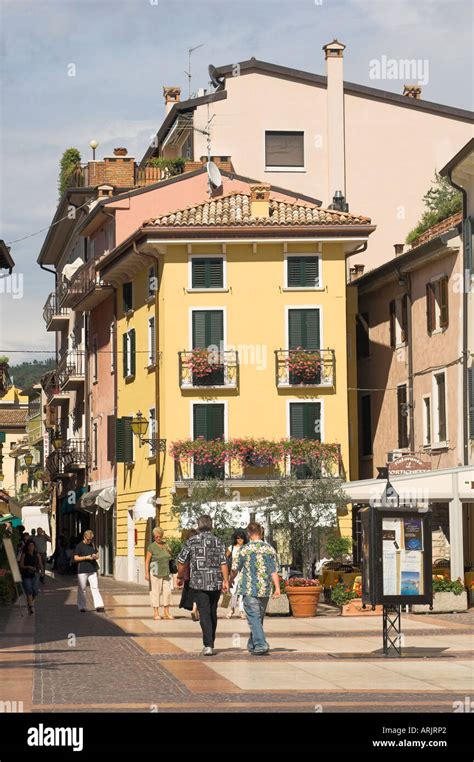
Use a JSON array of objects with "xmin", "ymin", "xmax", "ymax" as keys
[
  {"xmin": 58, "ymin": 350, "xmax": 85, "ymax": 390},
  {"xmin": 46, "ymin": 438, "xmax": 90, "ymax": 478},
  {"xmin": 173, "ymin": 443, "xmax": 344, "ymax": 484},
  {"xmin": 43, "ymin": 292, "xmax": 70, "ymax": 330},
  {"xmin": 275, "ymin": 349, "xmax": 335, "ymax": 388},
  {"xmin": 179, "ymin": 350, "xmax": 239, "ymax": 389}
]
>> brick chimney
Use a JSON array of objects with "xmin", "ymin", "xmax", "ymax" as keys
[
  {"xmin": 250, "ymin": 183, "xmax": 271, "ymax": 219},
  {"xmin": 323, "ymin": 39, "xmax": 346, "ymax": 205},
  {"xmin": 163, "ymin": 86, "xmax": 181, "ymax": 114},
  {"xmin": 394, "ymin": 243, "xmax": 404, "ymax": 256},
  {"xmin": 87, "ymin": 148, "xmax": 136, "ymax": 188},
  {"xmin": 403, "ymin": 85, "xmax": 422, "ymax": 99}
]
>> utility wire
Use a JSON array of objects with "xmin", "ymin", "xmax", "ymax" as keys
[{"xmin": 5, "ymin": 199, "xmax": 92, "ymax": 246}]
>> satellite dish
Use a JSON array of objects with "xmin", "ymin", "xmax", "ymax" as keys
[
  {"xmin": 208, "ymin": 64, "xmax": 224, "ymax": 90},
  {"xmin": 207, "ymin": 161, "xmax": 222, "ymax": 189}
]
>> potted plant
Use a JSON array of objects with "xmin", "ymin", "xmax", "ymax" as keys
[
  {"xmin": 285, "ymin": 578, "xmax": 322, "ymax": 617},
  {"xmin": 288, "ymin": 348, "xmax": 321, "ymax": 384},
  {"xmin": 331, "ymin": 579, "xmax": 382, "ymax": 616},
  {"xmin": 412, "ymin": 576, "xmax": 468, "ymax": 614}
]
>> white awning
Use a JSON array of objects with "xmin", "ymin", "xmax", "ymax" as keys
[
  {"xmin": 133, "ymin": 491, "xmax": 157, "ymax": 521},
  {"xmin": 97, "ymin": 486, "xmax": 115, "ymax": 511}
]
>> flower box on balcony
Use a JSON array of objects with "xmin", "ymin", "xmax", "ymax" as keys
[{"xmin": 287, "ymin": 348, "xmax": 322, "ymax": 385}]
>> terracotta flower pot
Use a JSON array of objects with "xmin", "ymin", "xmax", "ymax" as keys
[
  {"xmin": 286, "ymin": 586, "xmax": 321, "ymax": 617},
  {"xmin": 341, "ymin": 599, "xmax": 382, "ymax": 616}
]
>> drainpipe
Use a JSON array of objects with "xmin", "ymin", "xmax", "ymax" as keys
[
  {"xmin": 133, "ymin": 242, "xmax": 162, "ymax": 522},
  {"xmin": 446, "ymin": 172, "xmax": 469, "ymax": 466},
  {"xmin": 395, "ymin": 268, "xmax": 414, "ymax": 451}
]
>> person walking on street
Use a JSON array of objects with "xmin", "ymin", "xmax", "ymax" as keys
[
  {"xmin": 178, "ymin": 528, "xmax": 199, "ymax": 621},
  {"xmin": 145, "ymin": 527, "xmax": 175, "ymax": 620},
  {"xmin": 34, "ymin": 528, "xmax": 51, "ymax": 584},
  {"xmin": 73, "ymin": 530, "xmax": 105, "ymax": 612},
  {"xmin": 225, "ymin": 529, "xmax": 248, "ymax": 619},
  {"xmin": 233, "ymin": 522, "xmax": 280, "ymax": 655},
  {"xmin": 177, "ymin": 515, "xmax": 228, "ymax": 656},
  {"xmin": 19, "ymin": 540, "xmax": 43, "ymax": 615}
]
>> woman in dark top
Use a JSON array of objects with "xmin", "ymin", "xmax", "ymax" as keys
[{"xmin": 19, "ymin": 540, "xmax": 43, "ymax": 614}]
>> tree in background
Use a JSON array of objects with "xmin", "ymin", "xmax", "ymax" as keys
[
  {"xmin": 171, "ymin": 479, "xmax": 246, "ymax": 545},
  {"xmin": 406, "ymin": 172, "xmax": 462, "ymax": 244}
]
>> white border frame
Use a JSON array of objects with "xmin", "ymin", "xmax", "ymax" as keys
[
  {"xmin": 264, "ymin": 130, "xmax": 305, "ymax": 173},
  {"xmin": 187, "ymin": 253, "xmax": 227, "ymax": 291},
  {"xmin": 283, "ymin": 251, "xmax": 323, "ymax": 290},
  {"xmin": 429, "ymin": 272, "xmax": 449, "ymax": 334},
  {"xmin": 284, "ymin": 305, "xmax": 323, "ymax": 350},
  {"xmin": 431, "ymin": 368, "xmax": 448, "ymax": 447},
  {"xmin": 148, "ymin": 316, "xmax": 156, "ymax": 366},
  {"xmin": 148, "ymin": 406, "xmax": 156, "ymax": 459}
]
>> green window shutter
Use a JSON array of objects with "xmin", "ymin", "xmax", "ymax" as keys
[
  {"xmin": 107, "ymin": 415, "xmax": 115, "ymax": 462},
  {"xmin": 193, "ymin": 404, "xmax": 224, "ymax": 440},
  {"xmin": 122, "ymin": 333, "xmax": 128, "ymax": 377},
  {"xmin": 192, "ymin": 260, "xmax": 207, "ymax": 289},
  {"xmin": 290, "ymin": 402, "xmax": 321, "ymax": 440},
  {"xmin": 288, "ymin": 257, "xmax": 319, "ymax": 287},
  {"xmin": 193, "ymin": 311, "xmax": 223, "ymax": 349},
  {"xmin": 468, "ymin": 367, "xmax": 474, "ymax": 439},
  {"xmin": 130, "ymin": 329, "xmax": 136, "ymax": 376},
  {"xmin": 289, "ymin": 309, "xmax": 320, "ymax": 350},
  {"xmin": 116, "ymin": 418, "xmax": 124, "ymax": 461},
  {"xmin": 389, "ymin": 300, "xmax": 396, "ymax": 347},
  {"xmin": 123, "ymin": 282, "xmax": 133, "ymax": 312},
  {"xmin": 193, "ymin": 404, "xmax": 207, "ymax": 439},
  {"xmin": 123, "ymin": 416, "xmax": 134, "ymax": 463},
  {"xmin": 192, "ymin": 258, "xmax": 223, "ymax": 288},
  {"xmin": 209, "ymin": 258, "xmax": 223, "ymax": 288}
]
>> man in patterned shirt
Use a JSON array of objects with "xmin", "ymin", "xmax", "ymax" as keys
[
  {"xmin": 177, "ymin": 515, "xmax": 228, "ymax": 656},
  {"xmin": 233, "ymin": 521, "xmax": 280, "ymax": 655}
]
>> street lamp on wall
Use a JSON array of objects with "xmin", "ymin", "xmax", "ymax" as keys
[
  {"xmin": 52, "ymin": 431, "xmax": 64, "ymax": 450},
  {"xmin": 24, "ymin": 452, "xmax": 34, "ymax": 467},
  {"xmin": 130, "ymin": 411, "xmax": 166, "ymax": 452}
]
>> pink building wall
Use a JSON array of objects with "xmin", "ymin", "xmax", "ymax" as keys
[{"xmin": 358, "ymin": 236, "xmax": 463, "ymax": 479}]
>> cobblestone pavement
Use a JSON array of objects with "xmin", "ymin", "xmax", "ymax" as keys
[{"xmin": 0, "ymin": 574, "xmax": 472, "ymax": 713}]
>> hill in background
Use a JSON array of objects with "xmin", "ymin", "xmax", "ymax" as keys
[{"xmin": 9, "ymin": 359, "xmax": 56, "ymax": 391}]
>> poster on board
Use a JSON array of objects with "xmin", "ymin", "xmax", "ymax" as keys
[{"xmin": 403, "ymin": 518, "xmax": 423, "ymax": 550}]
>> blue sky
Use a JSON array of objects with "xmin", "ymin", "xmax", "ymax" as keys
[{"xmin": 0, "ymin": 0, "xmax": 472, "ymax": 366}]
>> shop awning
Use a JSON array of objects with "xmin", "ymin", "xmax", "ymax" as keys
[
  {"xmin": 78, "ymin": 486, "xmax": 116, "ymax": 514},
  {"xmin": 133, "ymin": 491, "xmax": 159, "ymax": 521}
]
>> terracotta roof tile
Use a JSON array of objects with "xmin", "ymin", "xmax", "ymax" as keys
[
  {"xmin": 149, "ymin": 192, "xmax": 371, "ymax": 228},
  {"xmin": 0, "ymin": 408, "xmax": 28, "ymax": 428}
]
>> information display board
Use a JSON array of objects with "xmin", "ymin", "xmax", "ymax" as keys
[{"xmin": 360, "ymin": 506, "xmax": 432, "ymax": 607}]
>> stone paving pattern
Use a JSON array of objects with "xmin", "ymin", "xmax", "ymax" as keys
[{"xmin": 0, "ymin": 574, "xmax": 472, "ymax": 713}]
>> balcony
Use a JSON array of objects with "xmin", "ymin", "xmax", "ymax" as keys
[
  {"xmin": 58, "ymin": 351, "xmax": 85, "ymax": 391},
  {"xmin": 60, "ymin": 259, "xmax": 112, "ymax": 312},
  {"xmin": 41, "ymin": 369, "xmax": 70, "ymax": 407},
  {"xmin": 172, "ymin": 439, "xmax": 344, "ymax": 487},
  {"xmin": 46, "ymin": 439, "xmax": 90, "ymax": 478},
  {"xmin": 179, "ymin": 350, "xmax": 239, "ymax": 390},
  {"xmin": 43, "ymin": 292, "xmax": 70, "ymax": 331},
  {"xmin": 275, "ymin": 349, "xmax": 335, "ymax": 388}
]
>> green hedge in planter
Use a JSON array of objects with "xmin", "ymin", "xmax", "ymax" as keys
[{"xmin": 432, "ymin": 576, "xmax": 465, "ymax": 595}]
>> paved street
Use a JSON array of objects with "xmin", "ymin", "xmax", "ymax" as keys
[{"xmin": 0, "ymin": 573, "xmax": 472, "ymax": 713}]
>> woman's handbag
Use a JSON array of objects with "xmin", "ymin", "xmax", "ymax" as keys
[{"xmin": 169, "ymin": 558, "xmax": 178, "ymax": 574}]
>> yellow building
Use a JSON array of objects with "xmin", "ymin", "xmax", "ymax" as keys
[{"xmin": 99, "ymin": 182, "xmax": 374, "ymax": 582}]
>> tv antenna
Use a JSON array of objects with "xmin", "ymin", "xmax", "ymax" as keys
[{"xmin": 185, "ymin": 43, "xmax": 205, "ymax": 98}]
